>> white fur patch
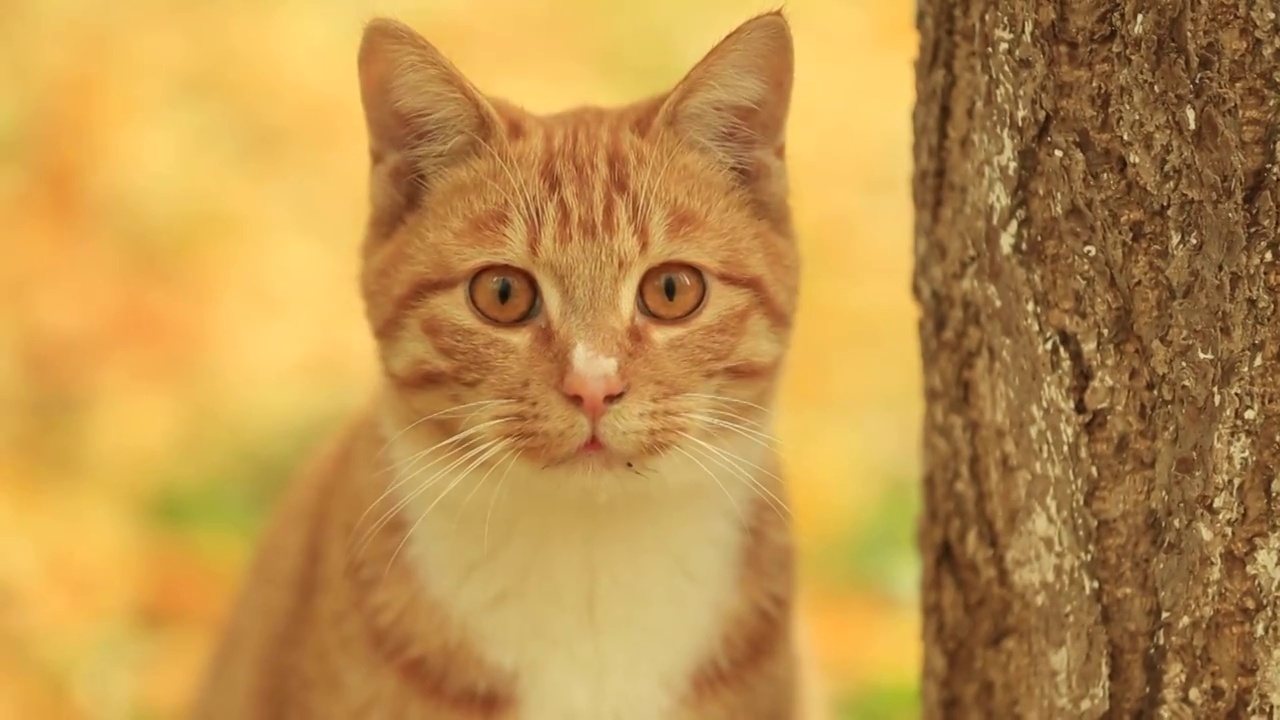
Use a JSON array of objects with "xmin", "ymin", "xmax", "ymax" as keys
[
  {"xmin": 392, "ymin": 439, "xmax": 764, "ymax": 720},
  {"xmin": 570, "ymin": 342, "xmax": 619, "ymax": 379}
]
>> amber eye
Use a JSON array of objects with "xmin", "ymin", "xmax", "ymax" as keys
[
  {"xmin": 638, "ymin": 263, "xmax": 707, "ymax": 321},
  {"xmin": 468, "ymin": 266, "xmax": 539, "ymax": 325}
]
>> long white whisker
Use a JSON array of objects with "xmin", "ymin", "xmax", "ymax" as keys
[
  {"xmin": 355, "ymin": 438, "xmax": 501, "ymax": 559},
  {"xmin": 688, "ymin": 414, "xmax": 781, "ymax": 449},
  {"xmin": 670, "ymin": 445, "xmax": 744, "ymax": 526},
  {"xmin": 374, "ymin": 399, "xmax": 510, "ymax": 460},
  {"xmin": 351, "ymin": 418, "xmax": 513, "ymax": 549},
  {"xmin": 385, "ymin": 440, "xmax": 509, "ymax": 576},
  {"xmin": 455, "ymin": 445, "xmax": 517, "ymax": 526},
  {"xmin": 376, "ymin": 417, "xmax": 511, "ymax": 479},
  {"xmin": 484, "ymin": 450, "xmax": 522, "ymax": 555},
  {"xmin": 679, "ymin": 432, "xmax": 790, "ymax": 523},
  {"xmin": 683, "ymin": 392, "xmax": 770, "ymax": 414},
  {"xmin": 699, "ymin": 407, "xmax": 767, "ymax": 430},
  {"xmin": 681, "ymin": 429, "xmax": 785, "ymax": 485}
]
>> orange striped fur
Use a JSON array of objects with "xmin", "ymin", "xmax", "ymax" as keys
[{"xmin": 194, "ymin": 11, "xmax": 825, "ymax": 720}]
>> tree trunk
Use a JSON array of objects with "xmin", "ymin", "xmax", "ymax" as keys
[{"xmin": 913, "ymin": 0, "xmax": 1280, "ymax": 717}]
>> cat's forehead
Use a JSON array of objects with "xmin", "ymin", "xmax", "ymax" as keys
[{"xmin": 503, "ymin": 111, "xmax": 674, "ymax": 277}]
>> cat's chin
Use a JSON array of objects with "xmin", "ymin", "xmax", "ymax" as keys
[
  {"xmin": 538, "ymin": 445, "xmax": 636, "ymax": 473},
  {"xmin": 519, "ymin": 440, "xmax": 672, "ymax": 493}
]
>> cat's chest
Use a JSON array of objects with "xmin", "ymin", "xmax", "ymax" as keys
[{"xmin": 406, "ymin": 484, "xmax": 746, "ymax": 720}]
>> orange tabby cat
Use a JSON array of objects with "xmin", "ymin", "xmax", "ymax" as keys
[{"xmin": 193, "ymin": 11, "xmax": 825, "ymax": 720}]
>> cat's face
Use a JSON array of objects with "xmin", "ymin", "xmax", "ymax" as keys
[{"xmin": 357, "ymin": 15, "xmax": 796, "ymax": 483}]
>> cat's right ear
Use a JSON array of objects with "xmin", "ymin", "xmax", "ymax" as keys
[{"xmin": 358, "ymin": 19, "xmax": 499, "ymax": 238}]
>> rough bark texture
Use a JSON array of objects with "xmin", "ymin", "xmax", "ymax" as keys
[{"xmin": 914, "ymin": 0, "xmax": 1280, "ymax": 717}]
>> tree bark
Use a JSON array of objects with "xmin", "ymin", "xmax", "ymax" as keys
[{"xmin": 913, "ymin": 0, "xmax": 1280, "ymax": 717}]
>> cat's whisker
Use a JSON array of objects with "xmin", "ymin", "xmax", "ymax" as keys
[
  {"xmin": 683, "ymin": 392, "xmax": 771, "ymax": 414},
  {"xmin": 455, "ymin": 445, "xmax": 518, "ymax": 527},
  {"xmin": 393, "ymin": 438, "xmax": 504, "ymax": 515},
  {"xmin": 685, "ymin": 446, "xmax": 788, "ymax": 526},
  {"xmin": 484, "ymin": 449, "xmax": 523, "ymax": 555},
  {"xmin": 375, "ymin": 406, "xmax": 511, "ymax": 477},
  {"xmin": 677, "ymin": 393, "xmax": 774, "ymax": 431},
  {"xmin": 669, "ymin": 444, "xmax": 745, "ymax": 527},
  {"xmin": 686, "ymin": 430, "xmax": 785, "ymax": 486},
  {"xmin": 678, "ymin": 431, "xmax": 790, "ymax": 523},
  {"xmin": 376, "ymin": 416, "xmax": 511, "ymax": 479},
  {"xmin": 384, "ymin": 441, "xmax": 481, "ymax": 500},
  {"xmin": 357, "ymin": 438, "xmax": 501, "ymax": 561},
  {"xmin": 698, "ymin": 407, "xmax": 767, "ymax": 430},
  {"xmin": 384, "ymin": 439, "xmax": 510, "ymax": 577},
  {"xmin": 687, "ymin": 413, "xmax": 781, "ymax": 449},
  {"xmin": 354, "ymin": 436, "xmax": 504, "ymax": 558},
  {"xmin": 355, "ymin": 441, "xmax": 479, "ymax": 550},
  {"xmin": 374, "ymin": 398, "xmax": 512, "ymax": 461},
  {"xmin": 352, "ymin": 417, "xmax": 514, "ymax": 549}
]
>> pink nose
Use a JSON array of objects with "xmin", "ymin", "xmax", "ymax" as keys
[{"xmin": 561, "ymin": 370, "xmax": 627, "ymax": 421}]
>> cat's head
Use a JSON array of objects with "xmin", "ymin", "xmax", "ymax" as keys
[{"xmin": 357, "ymin": 13, "xmax": 797, "ymax": 486}]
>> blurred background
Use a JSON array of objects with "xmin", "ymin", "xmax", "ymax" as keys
[{"xmin": 0, "ymin": 0, "xmax": 921, "ymax": 717}]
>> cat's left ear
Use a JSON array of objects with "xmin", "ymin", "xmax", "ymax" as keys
[
  {"xmin": 657, "ymin": 12, "xmax": 794, "ymax": 200},
  {"xmin": 358, "ymin": 18, "xmax": 502, "ymax": 239}
]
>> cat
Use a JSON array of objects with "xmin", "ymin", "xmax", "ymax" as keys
[{"xmin": 192, "ymin": 10, "xmax": 825, "ymax": 720}]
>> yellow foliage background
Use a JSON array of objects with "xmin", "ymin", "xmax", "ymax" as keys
[{"xmin": 0, "ymin": 0, "xmax": 922, "ymax": 717}]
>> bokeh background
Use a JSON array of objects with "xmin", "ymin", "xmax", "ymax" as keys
[{"xmin": 0, "ymin": 0, "xmax": 921, "ymax": 717}]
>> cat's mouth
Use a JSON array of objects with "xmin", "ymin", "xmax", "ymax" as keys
[
  {"xmin": 572, "ymin": 434, "xmax": 626, "ymax": 467},
  {"xmin": 537, "ymin": 433, "xmax": 634, "ymax": 471}
]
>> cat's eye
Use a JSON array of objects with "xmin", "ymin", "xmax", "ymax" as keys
[
  {"xmin": 637, "ymin": 263, "xmax": 707, "ymax": 322},
  {"xmin": 468, "ymin": 266, "xmax": 539, "ymax": 325}
]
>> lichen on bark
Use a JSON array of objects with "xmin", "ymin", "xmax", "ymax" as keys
[{"xmin": 914, "ymin": 0, "xmax": 1280, "ymax": 717}]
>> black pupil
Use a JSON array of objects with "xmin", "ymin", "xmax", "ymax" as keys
[
  {"xmin": 662, "ymin": 274, "xmax": 677, "ymax": 302},
  {"xmin": 496, "ymin": 277, "xmax": 512, "ymax": 305}
]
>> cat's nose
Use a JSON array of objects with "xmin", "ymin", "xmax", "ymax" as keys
[{"xmin": 561, "ymin": 369, "xmax": 628, "ymax": 422}]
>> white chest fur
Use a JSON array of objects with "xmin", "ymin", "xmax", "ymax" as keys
[{"xmin": 394, "ymin": 451, "xmax": 755, "ymax": 720}]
